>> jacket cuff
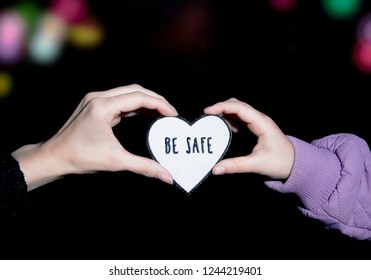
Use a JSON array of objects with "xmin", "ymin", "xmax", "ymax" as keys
[{"xmin": 265, "ymin": 136, "xmax": 342, "ymax": 210}]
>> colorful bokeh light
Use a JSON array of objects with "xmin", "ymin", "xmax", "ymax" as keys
[
  {"xmin": 68, "ymin": 15, "xmax": 104, "ymax": 49},
  {"xmin": 353, "ymin": 40, "xmax": 371, "ymax": 73},
  {"xmin": 28, "ymin": 11, "xmax": 67, "ymax": 65},
  {"xmin": 268, "ymin": 0, "xmax": 297, "ymax": 12},
  {"xmin": 0, "ymin": 0, "xmax": 105, "ymax": 99},
  {"xmin": 357, "ymin": 13, "xmax": 371, "ymax": 41},
  {"xmin": 0, "ymin": 0, "xmax": 103, "ymax": 67},
  {"xmin": 321, "ymin": 0, "xmax": 362, "ymax": 20},
  {"xmin": 15, "ymin": 1, "xmax": 41, "ymax": 30},
  {"xmin": 50, "ymin": 0, "xmax": 87, "ymax": 24},
  {"xmin": 0, "ymin": 10, "xmax": 27, "ymax": 65},
  {"xmin": 0, "ymin": 71, "xmax": 13, "ymax": 98}
]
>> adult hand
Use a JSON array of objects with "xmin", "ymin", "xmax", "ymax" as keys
[{"xmin": 12, "ymin": 84, "xmax": 178, "ymax": 190}]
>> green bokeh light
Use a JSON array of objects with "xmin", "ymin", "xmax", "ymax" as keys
[
  {"xmin": 322, "ymin": 0, "xmax": 362, "ymax": 20},
  {"xmin": 15, "ymin": 0, "xmax": 41, "ymax": 30}
]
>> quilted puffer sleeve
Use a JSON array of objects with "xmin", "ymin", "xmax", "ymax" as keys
[{"xmin": 265, "ymin": 133, "xmax": 371, "ymax": 240}]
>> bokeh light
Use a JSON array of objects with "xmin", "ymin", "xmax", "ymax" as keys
[
  {"xmin": 356, "ymin": 13, "xmax": 371, "ymax": 41},
  {"xmin": 0, "ymin": 0, "xmax": 104, "ymax": 99},
  {"xmin": 353, "ymin": 39, "xmax": 371, "ymax": 73},
  {"xmin": 352, "ymin": 12, "xmax": 371, "ymax": 74},
  {"xmin": 321, "ymin": 0, "xmax": 362, "ymax": 20},
  {"xmin": 155, "ymin": 1, "xmax": 213, "ymax": 58},
  {"xmin": 50, "ymin": 0, "xmax": 87, "ymax": 24},
  {"xmin": 0, "ymin": 71, "xmax": 13, "ymax": 98},
  {"xmin": 0, "ymin": 10, "xmax": 27, "ymax": 65},
  {"xmin": 15, "ymin": 1, "xmax": 41, "ymax": 30},
  {"xmin": 268, "ymin": 0, "xmax": 297, "ymax": 12},
  {"xmin": 28, "ymin": 11, "xmax": 67, "ymax": 65},
  {"xmin": 68, "ymin": 15, "xmax": 104, "ymax": 49}
]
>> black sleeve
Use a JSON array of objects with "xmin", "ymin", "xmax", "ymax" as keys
[{"xmin": 0, "ymin": 154, "xmax": 29, "ymax": 237}]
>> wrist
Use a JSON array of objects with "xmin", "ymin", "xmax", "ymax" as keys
[{"xmin": 11, "ymin": 142, "xmax": 68, "ymax": 191}]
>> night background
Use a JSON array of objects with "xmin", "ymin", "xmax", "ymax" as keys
[{"xmin": 1, "ymin": 0, "xmax": 371, "ymax": 259}]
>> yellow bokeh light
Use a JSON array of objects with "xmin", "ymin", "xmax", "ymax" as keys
[
  {"xmin": 68, "ymin": 16, "xmax": 104, "ymax": 49},
  {"xmin": 0, "ymin": 71, "xmax": 13, "ymax": 98}
]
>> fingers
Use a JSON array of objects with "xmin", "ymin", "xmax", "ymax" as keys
[
  {"xmin": 204, "ymin": 98, "xmax": 261, "ymax": 122},
  {"xmin": 61, "ymin": 84, "xmax": 177, "ymax": 131},
  {"xmin": 205, "ymin": 98, "xmax": 291, "ymax": 178},
  {"xmin": 99, "ymin": 91, "xmax": 178, "ymax": 121},
  {"xmin": 104, "ymin": 87, "xmax": 178, "ymax": 126},
  {"xmin": 91, "ymin": 84, "xmax": 174, "ymax": 111},
  {"xmin": 204, "ymin": 98, "xmax": 273, "ymax": 137},
  {"xmin": 103, "ymin": 84, "xmax": 167, "ymax": 101},
  {"xmin": 97, "ymin": 84, "xmax": 176, "ymax": 112}
]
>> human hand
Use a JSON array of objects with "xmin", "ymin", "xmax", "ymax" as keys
[
  {"xmin": 12, "ymin": 84, "xmax": 178, "ymax": 190},
  {"xmin": 204, "ymin": 98, "xmax": 294, "ymax": 180}
]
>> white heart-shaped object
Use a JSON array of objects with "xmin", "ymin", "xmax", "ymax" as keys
[{"xmin": 147, "ymin": 115, "xmax": 231, "ymax": 193}]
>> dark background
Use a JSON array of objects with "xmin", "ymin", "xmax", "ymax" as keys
[{"xmin": 1, "ymin": 0, "xmax": 371, "ymax": 259}]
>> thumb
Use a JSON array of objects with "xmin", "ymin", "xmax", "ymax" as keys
[
  {"xmin": 212, "ymin": 154, "xmax": 263, "ymax": 175},
  {"xmin": 123, "ymin": 153, "xmax": 173, "ymax": 184}
]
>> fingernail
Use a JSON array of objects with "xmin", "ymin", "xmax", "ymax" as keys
[
  {"xmin": 231, "ymin": 125, "xmax": 239, "ymax": 133},
  {"xmin": 170, "ymin": 105, "xmax": 178, "ymax": 114},
  {"xmin": 213, "ymin": 166, "xmax": 225, "ymax": 175},
  {"xmin": 159, "ymin": 173, "xmax": 173, "ymax": 184}
]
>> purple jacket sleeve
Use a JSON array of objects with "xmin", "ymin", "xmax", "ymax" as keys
[{"xmin": 264, "ymin": 133, "xmax": 371, "ymax": 240}]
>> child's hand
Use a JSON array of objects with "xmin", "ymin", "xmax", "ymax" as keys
[{"xmin": 204, "ymin": 98, "xmax": 294, "ymax": 180}]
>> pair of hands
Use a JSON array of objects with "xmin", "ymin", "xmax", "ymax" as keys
[{"xmin": 12, "ymin": 84, "xmax": 294, "ymax": 191}]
